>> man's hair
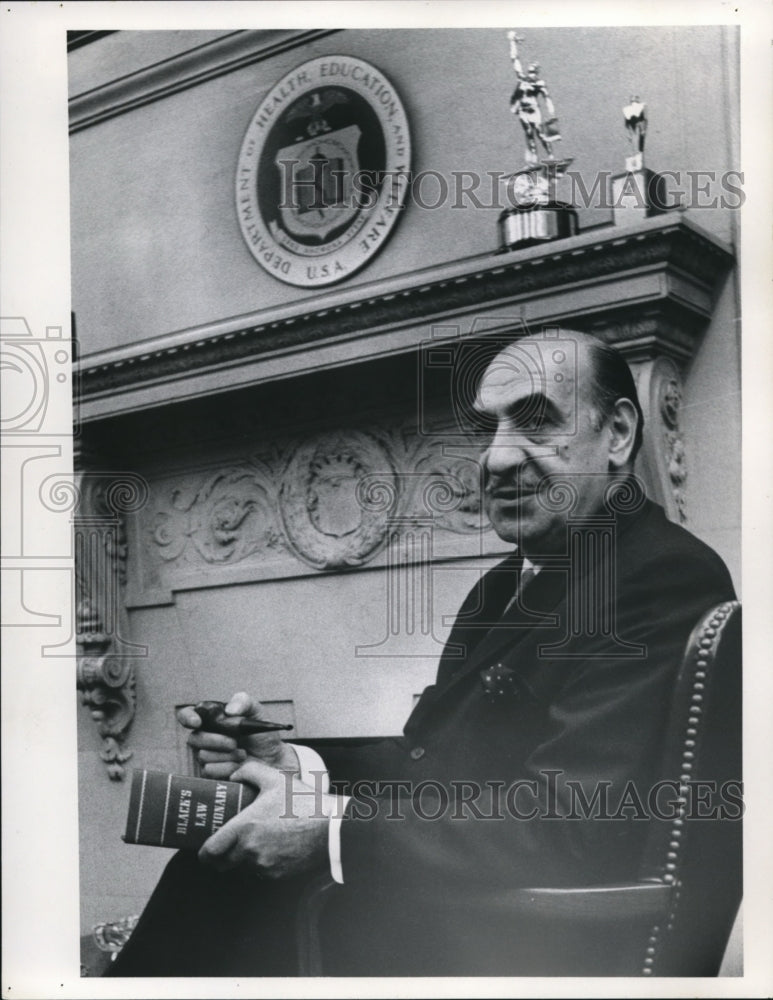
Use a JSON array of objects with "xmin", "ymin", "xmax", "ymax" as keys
[{"xmin": 584, "ymin": 339, "xmax": 645, "ymax": 465}]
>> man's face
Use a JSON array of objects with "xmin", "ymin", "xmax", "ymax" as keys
[{"xmin": 475, "ymin": 339, "xmax": 613, "ymax": 557}]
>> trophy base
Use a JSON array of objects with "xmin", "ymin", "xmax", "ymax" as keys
[
  {"xmin": 610, "ymin": 169, "xmax": 669, "ymax": 226},
  {"xmin": 498, "ymin": 202, "xmax": 578, "ymax": 251}
]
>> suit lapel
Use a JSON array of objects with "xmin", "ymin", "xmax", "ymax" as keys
[
  {"xmin": 460, "ymin": 497, "xmax": 654, "ymax": 686},
  {"xmin": 404, "ymin": 552, "xmax": 522, "ymax": 732},
  {"xmin": 434, "ymin": 551, "xmax": 523, "ymax": 685},
  {"xmin": 466, "ymin": 569, "xmax": 564, "ymax": 662},
  {"xmin": 435, "ymin": 563, "xmax": 568, "ymax": 699},
  {"xmin": 405, "ymin": 497, "xmax": 657, "ymax": 732},
  {"xmin": 405, "ymin": 560, "xmax": 568, "ymax": 734}
]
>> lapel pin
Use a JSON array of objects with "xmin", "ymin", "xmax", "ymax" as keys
[{"xmin": 480, "ymin": 662, "xmax": 521, "ymax": 700}]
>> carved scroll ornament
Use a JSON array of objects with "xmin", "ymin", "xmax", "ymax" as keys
[{"xmin": 74, "ymin": 469, "xmax": 148, "ymax": 779}]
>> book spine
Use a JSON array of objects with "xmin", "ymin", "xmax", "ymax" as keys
[{"xmin": 123, "ymin": 769, "xmax": 256, "ymax": 850}]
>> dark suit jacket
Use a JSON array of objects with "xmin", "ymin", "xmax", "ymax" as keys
[
  {"xmin": 317, "ymin": 498, "xmax": 736, "ymax": 974},
  {"xmin": 109, "ymin": 497, "xmax": 737, "ymax": 978}
]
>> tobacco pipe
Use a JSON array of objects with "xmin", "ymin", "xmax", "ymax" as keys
[{"xmin": 178, "ymin": 700, "xmax": 293, "ymax": 737}]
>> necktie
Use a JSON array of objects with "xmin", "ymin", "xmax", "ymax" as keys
[
  {"xmin": 480, "ymin": 564, "xmax": 538, "ymax": 701},
  {"xmin": 501, "ymin": 562, "xmax": 537, "ymax": 618}
]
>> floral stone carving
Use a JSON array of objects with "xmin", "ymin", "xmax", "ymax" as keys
[{"xmin": 152, "ymin": 463, "xmax": 282, "ymax": 565}]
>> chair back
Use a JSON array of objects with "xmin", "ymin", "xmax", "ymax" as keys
[
  {"xmin": 296, "ymin": 601, "xmax": 743, "ymax": 976},
  {"xmin": 637, "ymin": 600, "xmax": 742, "ymax": 975}
]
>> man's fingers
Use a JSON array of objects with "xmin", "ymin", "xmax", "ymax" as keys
[
  {"xmin": 187, "ymin": 731, "xmax": 238, "ymax": 753},
  {"xmin": 230, "ymin": 759, "xmax": 283, "ymax": 791},
  {"xmin": 224, "ymin": 690, "xmax": 257, "ymax": 717},
  {"xmin": 201, "ymin": 762, "xmax": 241, "ymax": 780},
  {"xmin": 197, "ymin": 748, "xmax": 247, "ymax": 765},
  {"xmin": 176, "ymin": 706, "xmax": 202, "ymax": 730},
  {"xmin": 198, "ymin": 820, "xmax": 241, "ymax": 868}
]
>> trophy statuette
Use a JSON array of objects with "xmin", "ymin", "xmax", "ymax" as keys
[
  {"xmin": 610, "ymin": 95, "xmax": 667, "ymax": 225},
  {"xmin": 498, "ymin": 31, "xmax": 578, "ymax": 251}
]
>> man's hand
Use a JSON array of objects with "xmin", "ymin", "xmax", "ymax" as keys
[
  {"xmin": 198, "ymin": 760, "xmax": 340, "ymax": 878},
  {"xmin": 178, "ymin": 691, "xmax": 299, "ymax": 780}
]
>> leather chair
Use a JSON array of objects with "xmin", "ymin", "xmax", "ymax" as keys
[{"xmin": 296, "ymin": 600, "xmax": 742, "ymax": 976}]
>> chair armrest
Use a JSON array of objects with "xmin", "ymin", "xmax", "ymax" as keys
[
  {"xmin": 299, "ymin": 877, "xmax": 671, "ymax": 920},
  {"xmin": 296, "ymin": 876, "xmax": 673, "ymax": 973},
  {"xmin": 487, "ymin": 882, "xmax": 672, "ymax": 921}
]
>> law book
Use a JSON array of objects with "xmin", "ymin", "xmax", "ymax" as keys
[{"xmin": 123, "ymin": 768, "xmax": 256, "ymax": 850}]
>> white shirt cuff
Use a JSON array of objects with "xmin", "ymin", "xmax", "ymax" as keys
[
  {"xmin": 288, "ymin": 744, "xmax": 347, "ymax": 884},
  {"xmin": 289, "ymin": 743, "xmax": 330, "ymax": 793},
  {"xmin": 328, "ymin": 799, "xmax": 350, "ymax": 884}
]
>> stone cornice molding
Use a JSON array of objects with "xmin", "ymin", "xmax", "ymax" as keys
[
  {"xmin": 69, "ymin": 29, "xmax": 337, "ymax": 134},
  {"xmin": 76, "ymin": 215, "xmax": 733, "ymax": 422}
]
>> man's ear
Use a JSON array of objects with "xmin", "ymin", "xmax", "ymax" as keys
[{"xmin": 607, "ymin": 398, "xmax": 638, "ymax": 469}]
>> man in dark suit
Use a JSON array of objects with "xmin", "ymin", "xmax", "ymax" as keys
[{"xmin": 110, "ymin": 329, "xmax": 735, "ymax": 976}]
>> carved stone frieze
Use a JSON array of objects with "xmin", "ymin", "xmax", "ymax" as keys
[
  {"xmin": 634, "ymin": 357, "xmax": 688, "ymax": 524},
  {"xmin": 75, "ymin": 465, "xmax": 148, "ymax": 779},
  {"xmin": 126, "ymin": 348, "xmax": 698, "ymax": 608},
  {"xmin": 385, "ymin": 427, "xmax": 487, "ymax": 534},
  {"xmin": 152, "ymin": 462, "xmax": 281, "ymax": 565},
  {"xmin": 135, "ymin": 423, "xmax": 491, "ymax": 598}
]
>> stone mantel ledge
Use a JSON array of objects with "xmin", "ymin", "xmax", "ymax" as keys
[{"xmin": 77, "ymin": 214, "xmax": 733, "ymax": 422}]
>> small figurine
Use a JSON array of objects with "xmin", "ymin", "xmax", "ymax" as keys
[
  {"xmin": 623, "ymin": 96, "xmax": 647, "ymax": 170},
  {"xmin": 507, "ymin": 30, "xmax": 561, "ymax": 164},
  {"xmin": 611, "ymin": 94, "xmax": 662, "ymax": 222}
]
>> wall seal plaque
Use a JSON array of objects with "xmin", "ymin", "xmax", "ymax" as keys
[{"xmin": 236, "ymin": 55, "xmax": 411, "ymax": 287}]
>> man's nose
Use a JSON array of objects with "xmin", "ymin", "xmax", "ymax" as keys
[{"xmin": 482, "ymin": 426, "xmax": 530, "ymax": 476}]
